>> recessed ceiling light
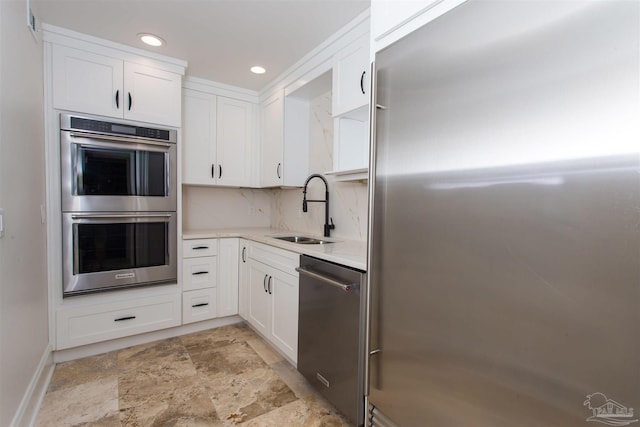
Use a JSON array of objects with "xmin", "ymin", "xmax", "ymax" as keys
[
  {"xmin": 250, "ymin": 66, "xmax": 266, "ymax": 75},
  {"xmin": 139, "ymin": 33, "xmax": 164, "ymax": 47}
]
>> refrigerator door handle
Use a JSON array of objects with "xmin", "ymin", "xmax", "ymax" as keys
[{"xmin": 366, "ymin": 59, "xmax": 382, "ymax": 397}]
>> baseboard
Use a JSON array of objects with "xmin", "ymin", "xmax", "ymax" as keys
[
  {"xmin": 53, "ymin": 315, "xmax": 243, "ymax": 363},
  {"xmin": 10, "ymin": 345, "xmax": 54, "ymax": 427}
]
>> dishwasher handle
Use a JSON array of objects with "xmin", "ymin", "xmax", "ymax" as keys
[{"xmin": 296, "ymin": 266, "xmax": 358, "ymax": 292}]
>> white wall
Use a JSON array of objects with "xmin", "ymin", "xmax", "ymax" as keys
[
  {"xmin": 271, "ymin": 92, "xmax": 368, "ymax": 241},
  {"xmin": 0, "ymin": 1, "xmax": 50, "ymax": 425}
]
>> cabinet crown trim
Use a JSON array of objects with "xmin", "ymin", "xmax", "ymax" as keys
[{"xmin": 42, "ymin": 23, "xmax": 187, "ymax": 75}]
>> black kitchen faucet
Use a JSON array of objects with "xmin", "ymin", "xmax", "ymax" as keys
[{"xmin": 302, "ymin": 174, "xmax": 335, "ymax": 237}]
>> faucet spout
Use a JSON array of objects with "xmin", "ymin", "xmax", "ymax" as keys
[{"xmin": 302, "ymin": 174, "xmax": 335, "ymax": 237}]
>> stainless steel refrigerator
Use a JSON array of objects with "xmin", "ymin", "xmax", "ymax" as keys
[{"xmin": 367, "ymin": 1, "xmax": 640, "ymax": 426}]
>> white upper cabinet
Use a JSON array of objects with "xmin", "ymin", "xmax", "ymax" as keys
[
  {"xmin": 332, "ymin": 34, "xmax": 370, "ymax": 117},
  {"xmin": 182, "ymin": 89, "xmax": 253, "ymax": 187},
  {"xmin": 260, "ymin": 90, "xmax": 284, "ymax": 187},
  {"xmin": 123, "ymin": 62, "xmax": 182, "ymax": 127},
  {"xmin": 52, "ymin": 44, "xmax": 182, "ymax": 127},
  {"xmin": 182, "ymin": 89, "xmax": 217, "ymax": 186},
  {"xmin": 52, "ymin": 45, "xmax": 123, "ymax": 119},
  {"xmin": 216, "ymin": 97, "xmax": 253, "ymax": 187}
]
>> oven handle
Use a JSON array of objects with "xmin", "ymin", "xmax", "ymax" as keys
[
  {"xmin": 69, "ymin": 131, "xmax": 173, "ymax": 149},
  {"xmin": 71, "ymin": 213, "xmax": 172, "ymax": 220},
  {"xmin": 295, "ymin": 266, "xmax": 358, "ymax": 292}
]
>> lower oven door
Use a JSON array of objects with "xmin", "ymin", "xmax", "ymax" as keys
[{"xmin": 62, "ymin": 212, "xmax": 177, "ymax": 296}]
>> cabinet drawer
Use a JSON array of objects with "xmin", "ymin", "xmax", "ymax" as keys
[
  {"xmin": 183, "ymin": 239, "xmax": 218, "ymax": 258},
  {"xmin": 182, "ymin": 288, "xmax": 217, "ymax": 324},
  {"xmin": 248, "ymin": 241, "xmax": 299, "ymax": 275},
  {"xmin": 182, "ymin": 256, "xmax": 217, "ymax": 291},
  {"xmin": 56, "ymin": 293, "xmax": 181, "ymax": 350}
]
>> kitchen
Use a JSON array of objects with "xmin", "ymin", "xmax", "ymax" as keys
[{"xmin": 2, "ymin": 1, "xmax": 639, "ymax": 427}]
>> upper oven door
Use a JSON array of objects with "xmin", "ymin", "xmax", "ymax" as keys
[{"xmin": 60, "ymin": 130, "xmax": 177, "ymax": 212}]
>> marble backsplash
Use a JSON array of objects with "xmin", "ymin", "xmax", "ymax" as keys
[
  {"xmin": 182, "ymin": 91, "xmax": 368, "ymax": 242},
  {"xmin": 182, "ymin": 186, "xmax": 271, "ymax": 230}
]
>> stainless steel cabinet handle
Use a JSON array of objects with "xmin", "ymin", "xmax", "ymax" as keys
[
  {"xmin": 268, "ymin": 276, "xmax": 272, "ymax": 294},
  {"xmin": 242, "ymin": 247, "xmax": 246, "ymax": 263},
  {"xmin": 277, "ymin": 163, "xmax": 281, "ymax": 179},
  {"xmin": 263, "ymin": 274, "xmax": 268, "ymax": 293},
  {"xmin": 295, "ymin": 266, "xmax": 357, "ymax": 292}
]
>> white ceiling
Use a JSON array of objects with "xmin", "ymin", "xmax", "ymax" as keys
[{"xmin": 35, "ymin": 0, "xmax": 370, "ymax": 92}]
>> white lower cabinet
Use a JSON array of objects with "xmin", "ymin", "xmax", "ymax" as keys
[
  {"xmin": 242, "ymin": 241, "xmax": 299, "ymax": 363},
  {"xmin": 238, "ymin": 239, "xmax": 250, "ymax": 319},
  {"xmin": 56, "ymin": 292, "xmax": 181, "ymax": 350},
  {"xmin": 217, "ymin": 238, "xmax": 239, "ymax": 317},
  {"xmin": 182, "ymin": 237, "xmax": 239, "ymax": 324},
  {"xmin": 268, "ymin": 267, "xmax": 299, "ymax": 360}
]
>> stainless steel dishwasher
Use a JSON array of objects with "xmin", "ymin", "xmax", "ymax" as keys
[{"xmin": 296, "ymin": 255, "xmax": 366, "ymax": 426}]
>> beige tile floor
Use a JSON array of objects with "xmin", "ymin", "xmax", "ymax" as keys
[{"xmin": 35, "ymin": 323, "xmax": 352, "ymax": 426}]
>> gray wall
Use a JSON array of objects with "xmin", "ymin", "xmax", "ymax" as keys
[{"xmin": 0, "ymin": 1, "xmax": 49, "ymax": 425}]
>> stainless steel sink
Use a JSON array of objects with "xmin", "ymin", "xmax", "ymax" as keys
[{"xmin": 273, "ymin": 235, "xmax": 335, "ymax": 245}]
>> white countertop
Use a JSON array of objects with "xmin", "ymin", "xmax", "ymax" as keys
[{"xmin": 183, "ymin": 227, "xmax": 367, "ymax": 271}]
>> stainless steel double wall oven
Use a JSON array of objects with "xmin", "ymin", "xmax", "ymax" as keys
[{"xmin": 60, "ymin": 113, "xmax": 178, "ymax": 296}]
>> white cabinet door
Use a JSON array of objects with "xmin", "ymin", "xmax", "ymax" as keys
[
  {"xmin": 216, "ymin": 97, "xmax": 253, "ymax": 187},
  {"xmin": 270, "ymin": 268, "xmax": 299, "ymax": 362},
  {"xmin": 260, "ymin": 91, "xmax": 284, "ymax": 187},
  {"xmin": 238, "ymin": 239, "xmax": 250, "ymax": 319},
  {"xmin": 52, "ymin": 44, "xmax": 123, "ymax": 119},
  {"xmin": 217, "ymin": 238, "xmax": 239, "ymax": 317},
  {"xmin": 247, "ymin": 259, "xmax": 272, "ymax": 338},
  {"xmin": 182, "ymin": 89, "xmax": 217, "ymax": 185},
  {"xmin": 124, "ymin": 62, "xmax": 182, "ymax": 127},
  {"xmin": 332, "ymin": 35, "xmax": 370, "ymax": 117}
]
